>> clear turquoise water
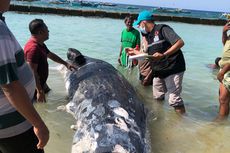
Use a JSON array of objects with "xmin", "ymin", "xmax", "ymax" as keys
[{"xmin": 5, "ymin": 11, "xmax": 230, "ymax": 153}]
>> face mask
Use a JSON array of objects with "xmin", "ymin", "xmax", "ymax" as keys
[{"xmin": 139, "ymin": 26, "xmax": 147, "ymax": 34}]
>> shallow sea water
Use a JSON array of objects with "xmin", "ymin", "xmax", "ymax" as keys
[{"xmin": 5, "ymin": 11, "xmax": 230, "ymax": 153}]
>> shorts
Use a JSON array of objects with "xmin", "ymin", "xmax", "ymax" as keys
[
  {"xmin": 153, "ymin": 72, "xmax": 184, "ymax": 107},
  {"xmin": 0, "ymin": 128, "xmax": 44, "ymax": 153},
  {"xmin": 223, "ymin": 71, "xmax": 230, "ymax": 92}
]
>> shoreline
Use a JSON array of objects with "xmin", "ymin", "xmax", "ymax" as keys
[{"xmin": 9, "ymin": 4, "xmax": 226, "ymax": 25}]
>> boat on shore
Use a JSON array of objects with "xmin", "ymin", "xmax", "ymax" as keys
[
  {"xmin": 153, "ymin": 7, "xmax": 191, "ymax": 14},
  {"xmin": 69, "ymin": 0, "xmax": 99, "ymax": 7},
  {"xmin": 98, "ymin": 2, "xmax": 117, "ymax": 7},
  {"xmin": 49, "ymin": 0, "xmax": 69, "ymax": 4}
]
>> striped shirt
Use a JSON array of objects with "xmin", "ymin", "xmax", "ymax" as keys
[{"xmin": 0, "ymin": 20, "xmax": 36, "ymax": 138}]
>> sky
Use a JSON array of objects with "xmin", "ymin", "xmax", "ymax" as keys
[{"xmin": 90, "ymin": 0, "xmax": 230, "ymax": 12}]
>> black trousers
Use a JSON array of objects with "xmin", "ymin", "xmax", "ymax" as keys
[{"xmin": 0, "ymin": 128, "xmax": 44, "ymax": 153}]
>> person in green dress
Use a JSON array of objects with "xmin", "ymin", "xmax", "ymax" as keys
[{"xmin": 118, "ymin": 15, "xmax": 140, "ymax": 67}]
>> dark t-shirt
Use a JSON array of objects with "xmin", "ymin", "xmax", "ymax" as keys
[
  {"xmin": 146, "ymin": 25, "xmax": 186, "ymax": 78},
  {"xmin": 24, "ymin": 37, "xmax": 50, "ymax": 86},
  {"xmin": 162, "ymin": 26, "xmax": 181, "ymax": 45}
]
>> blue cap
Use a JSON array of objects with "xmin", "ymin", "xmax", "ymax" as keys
[{"xmin": 133, "ymin": 10, "xmax": 154, "ymax": 26}]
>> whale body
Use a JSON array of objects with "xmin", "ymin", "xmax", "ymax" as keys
[{"xmin": 62, "ymin": 48, "xmax": 147, "ymax": 153}]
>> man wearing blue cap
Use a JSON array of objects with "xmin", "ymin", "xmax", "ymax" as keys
[{"xmin": 128, "ymin": 10, "xmax": 186, "ymax": 114}]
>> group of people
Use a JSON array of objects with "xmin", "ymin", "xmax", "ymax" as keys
[
  {"xmin": 0, "ymin": 0, "xmax": 75, "ymax": 152},
  {"xmin": 118, "ymin": 10, "xmax": 230, "ymax": 117},
  {"xmin": 0, "ymin": 0, "xmax": 229, "ymax": 152},
  {"xmin": 119, "ymin": 11, "xmax": 186, "ymax": 114}
]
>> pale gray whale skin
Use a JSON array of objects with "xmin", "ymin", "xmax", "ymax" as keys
[{"xmin": 61, "ymin": 48, "xmax": 147, "ymax": 153}]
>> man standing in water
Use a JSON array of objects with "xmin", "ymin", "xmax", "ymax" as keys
[
  {"xmin": 0, "ymin": 1, "xmax": 49, "ymax": 152},
  {"xmin": 118, "ymin": 15, "xmax": 140, "ymax": 67},
  {"xmin": 217, "ymin": 21, "xmax": 230, "ymax": 119},
  {"xmin": 127, "ymin": 10, "xmax": 186, "ymax": 114},
  {"xmin": 24, "ymin": 19, "xmax": 75, "ymax": 102}
]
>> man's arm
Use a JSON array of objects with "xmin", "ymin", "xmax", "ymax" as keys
[
  {"xmin": 1, "ymin": 81, "xmax": 49, "ymax": 149},
  {"xmin": 151, "ymin": 26, "xmax": 184, "ymax": 60},
  {"xmin": 27, "ymin": 62, "xmax": 46, "ymax": 102},
  {"xmin": 119, "ymin": 30, "xmax": 124, "ymax": 64},
  {"xmin": 152, "ymin": 39, "xmax": 184, "ymax": 61},
  {"xmin": 163, "ymin": 39, "xmax": 184, "ymax": 56},
  {"xmin": 118, "ymin": 46, "xmax": 122, "ymax": 64},
  {"xmin": 47, "ymin": 52, "xmax": 75, "ymax": 70},
  {"xmin": 217, "ymin": 63, "xmax": 230, "ymax": 82}
]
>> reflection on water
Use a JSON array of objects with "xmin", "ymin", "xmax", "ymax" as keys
[{"xmin": 35, "ymin": 69, "xmax": 74, "ymax": 153}]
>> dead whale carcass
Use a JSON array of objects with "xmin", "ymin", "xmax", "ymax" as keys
[{"xmin": 61, "ymin": 48, "xmax": 148, "ymax": 153}]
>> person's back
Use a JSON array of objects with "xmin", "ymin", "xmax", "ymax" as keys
[
  {"xmin": 219, "ymin": 39, "xmax": 230, "ymax": 68},
  {"xmin": 216, "ymin": 21, "xmax": 230, "ymax": 119},
  {"xmin": 0, "ymin": 1, "xmax": 49, "ymax": 152},
  {"xmin": 0, "ymin": 15, "xmax": 35, "ymax": 139}
]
